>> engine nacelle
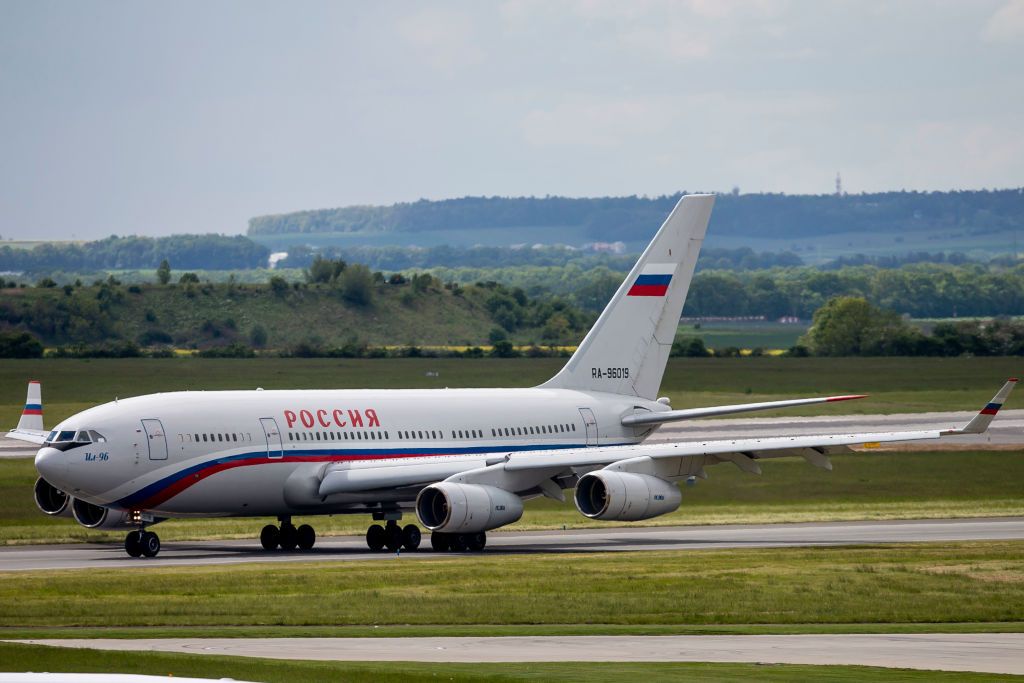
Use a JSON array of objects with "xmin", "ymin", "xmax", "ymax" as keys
[
  {"xmin": 416, "ymin": 482, "xmax": 523, "ymax": 533},
  {"xmin": 574, "ymin": 470, "xmax": 681, "ymax": 521},
  {"xmin": 71, "ymin": 498, "xmax": 134, "ymax": 529},
  {"xmin": 34, "ymin": 477, "xmax": 72, "ymax": 517}
]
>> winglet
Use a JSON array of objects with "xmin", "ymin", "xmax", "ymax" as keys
[
  {"xmin": 942, "ymin": 378, "xmax": 1017, "ymax": 435},
  {"xmin": 16, "ymin": 380, "xmax": 44, "ymax": 432}
]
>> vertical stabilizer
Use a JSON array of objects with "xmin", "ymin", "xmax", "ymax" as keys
[
  {"xmin": 17, "ymin": 380, "xmax": 44, "ymax": 432},
  {"xmin": 541, "ymin": 194, "xmax": 714, "ymax": 399}
]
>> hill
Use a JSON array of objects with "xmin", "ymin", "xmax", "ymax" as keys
[
  {"xmin": 0, "ymin": 277, "xmax": 590, "ymax": 351},
  {"xmin": 247, "ymin": 189, "xmax": 1024, "ymax": 262}
]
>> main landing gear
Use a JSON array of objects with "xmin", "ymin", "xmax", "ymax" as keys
[
  {"xmin": 365, "ymin": 520, "xmax": 421, "ymax": 552},
  {"xmin": 124, "ymin": 529, "xmax": 161, "ymax": 558},
  {"xmin": 430, "ymin": 531, "xmax": 486, "ymax": 552},
  {"xmin": 261, "ymin": 516, "xmax": 316, "ymax": 551}
]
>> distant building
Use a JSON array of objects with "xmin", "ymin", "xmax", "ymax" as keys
[
  {"xmin": 778, "ymin": 316, "xmax": 801, "ymax": 324},
  {"xmin": 268, "ymin": 252, "xmax": 288, "ymax": 269}
]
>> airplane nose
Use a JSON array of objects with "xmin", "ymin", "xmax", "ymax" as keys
[{"xmin": 35, "ymin": 447, "xmax": 67, "ymax": 484}]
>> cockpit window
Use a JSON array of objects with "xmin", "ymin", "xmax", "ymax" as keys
[{"xmin": 44, "ymin": 429, "xmax": 106, "ymax": 451}]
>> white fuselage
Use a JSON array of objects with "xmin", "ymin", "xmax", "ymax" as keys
[{"xmin": 35, "ymin": 388, "xmax": 663, "ymax": 518}]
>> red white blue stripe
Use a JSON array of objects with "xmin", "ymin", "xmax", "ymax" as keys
[{"xmin": 628, "ymin": 264, "xmax": 676, "ymax": 297}]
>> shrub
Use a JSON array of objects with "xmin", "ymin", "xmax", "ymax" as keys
[{"xmin": 0, "ymin": 332, "xmax": 44, "ymax": 358}]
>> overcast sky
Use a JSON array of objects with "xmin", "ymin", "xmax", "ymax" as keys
[{"xmin": 1, "ymin": 1, "xmax": 1022, "ymax": 239}]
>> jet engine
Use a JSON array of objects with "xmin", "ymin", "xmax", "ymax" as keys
[
  {"xmin": 33, "ymin": 477, "xmax": 72, "ymax": 517},
  {"xmin": 574, "ymin": 470, "xmax": 681, "ymax": 521},
  {"xmin": 416, "ymin": 482, "xmax": 523, "ymax": 533},
  {"xmin": 71, "ymin": 498, "xmax": 134, "ymax": 529}
]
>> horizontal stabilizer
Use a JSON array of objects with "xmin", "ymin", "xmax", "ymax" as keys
[{"xmin": 622, "ymin": 394, "xmax": 867, "ymax": 426}]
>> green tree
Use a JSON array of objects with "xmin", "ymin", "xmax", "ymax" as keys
[
  {"xmin": 250, "ymin": 324, "xmax": 268, "ymax": 348},
  {"xmin": 803, "ymin": 296, "xmax": 915, "ymax": 356},
  {"xmin": 269, "ymin": 276, "xmax": 289, "ymax": 296},
  {"xmin": 178, "ymin": 272, "xmax": 200, "ymax": 284},
  {"xmin": 156, "ymin": 259, "xmax": 171, "ymax": 285},
  {"xmin": 306, "ymin": 256, "xmax": 345, "ymax": 284},
  {"xmin": 0, "ymin": 332, "xmax": 44, "ymax": 358},
  {"xmin": 340, "ymin": 264, "xmax": 374, "ymax": 306}
]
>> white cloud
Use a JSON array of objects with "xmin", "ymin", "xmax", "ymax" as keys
[
  {"xmin": 395, "ymin": 7, "xmax": 483, "ymax": 74},
  {"xmin": 983, "ymin": 0, "xmax": 1024, "ymax": 42},
  {"xmin": 521, "ymin": 96, "xmax": 674, "ymax": 149}
]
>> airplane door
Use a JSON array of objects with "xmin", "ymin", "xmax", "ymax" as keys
[
  {"xmin": 141, "ymin": 419, "xmax": 168, "ymax": 460},
  {"xmin": 579, "ymin": 408, "xmax": 598, "ymax": 446},
  {"xmin": 260, "ymin": 418, "xmax": 283, "ymax": 459}
]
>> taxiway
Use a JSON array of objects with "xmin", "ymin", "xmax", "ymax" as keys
[{"xmin": 1, "ymin": 517, "xmax": 1021, "ymax": 572}]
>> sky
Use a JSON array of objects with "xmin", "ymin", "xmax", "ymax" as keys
[{"xmin": 1, "ymin": 0, "xmax": 1022, "ymax": 239}]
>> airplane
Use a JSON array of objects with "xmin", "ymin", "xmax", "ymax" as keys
[{"xmin": 5, "ymin": 194, "xmax": 1017, "ymax": 558}]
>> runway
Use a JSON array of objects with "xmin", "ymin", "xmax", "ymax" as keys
[
  {"xmin": 1, "ymin": 517, "xmax": 1022, "ymax": 572},
  {"xmin": 12, "ymin": 633, "xmax": 1024, "ymax": 675}
]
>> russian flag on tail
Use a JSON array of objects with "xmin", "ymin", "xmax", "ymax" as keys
[
  {"xmin": 23, "ymin": 380, "xmax": 41, "ymax": 415},
  {"xmin": 628, "ymin": 263, "xmax": 677, "ymax": 297}
]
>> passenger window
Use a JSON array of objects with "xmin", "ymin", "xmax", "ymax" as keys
[
  {"xmin": 384, "ymin": 431, "xmax": 389, "ymax": 439},
  {"xmin": 202, "ymin": 434, "xmax": 208, "ymax": 442}
]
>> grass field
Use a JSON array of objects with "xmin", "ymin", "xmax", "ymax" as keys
[
  {"xmin": 3, "ymin": 449, "xmax": 1023, "ymax": 544},
  {"xmin": 1, "ymin": 356, "xmax": 1020, "ymax": 429},
  {"xmin": 1, "ymin": 542, "xmax": 1020, "ymax": 634},
  {"xmin": 679, "ymin": 321, "xmax": 809, "ymax": 350},
  {"xmin": 0, "ymin": 643, "xmax": 1014, "ymax": 683}
]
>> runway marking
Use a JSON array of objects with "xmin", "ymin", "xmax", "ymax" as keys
[{"xmin": 11, "ymin": 634, "xmax": 1024, "ymax": 675}]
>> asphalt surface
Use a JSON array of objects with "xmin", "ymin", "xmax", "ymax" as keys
[
  {"xmin": 12, "ymin": 634, "xmax": 1024, "ymax": 674},
  {"xmin": 1, "ymin": 517, "xmax": 1022, "ymax": 571}
]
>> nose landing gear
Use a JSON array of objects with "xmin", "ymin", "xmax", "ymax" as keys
[
  {"xmin": 260, "ymin": 517, "xmax": 317, "ymax": 551},
  {"xmin": 124, "ymin": 529, "xmax": 161, "ymax": 558}
]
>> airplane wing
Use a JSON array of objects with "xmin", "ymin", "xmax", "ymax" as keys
[
  {"xmin": 622, "ymin": 393, "xmax": 867, "ymax": 426},
  {"xmin": 318, "ymin": 379, "xmax": 1016, "ymax": 499},
  {"xmin": 445, "ymin": 379, "xmax": 1017, "ymax": 493},
  {"xmin": 5, "ymin": 380, "xmax": 47, "ymax": 445}
]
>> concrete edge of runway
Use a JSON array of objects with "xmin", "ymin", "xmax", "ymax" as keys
[{"xmin": 7, "ymin": 634, "xmax": 1024, "ymax": 676}]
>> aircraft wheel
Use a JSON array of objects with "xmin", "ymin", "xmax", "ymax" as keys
[
  {"xmin": 125, "ymin": 530, "xmax": 143, "ymax": 558},
  {"xmin": 279, "ymin": 523, "xmax": 298, "ymax": 551},
  {"xmin": 366, "ymin": 524, "xmax": 386, "ymax": 551},
  {"xmin": 140, "ymin": 531, "xmax": 161, "ymax": 558},
  {"xmin": 401, "ymin": 524, "xmax": 421, "ymax": 551},
  {"xmin": 296, "ymin": 524, "xmax": 316, "ymax": 550},
  {"xmin": 430, "ymin": 532, "xmax": 450, "ymax": 552},
  {"xmin": 449, "ymin": 533, "xmax": 469, "ymax": 552},
  {"xmin": 384, "ymin": 522, "xmax": 403, "ymax": 552},
  {"xmin": 466, "ymin": 531, "xmax": 486, "ymax": 552},
  {"xmin": 260, "ymin": 524, "xmax": 280, "ymax": 551}
]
